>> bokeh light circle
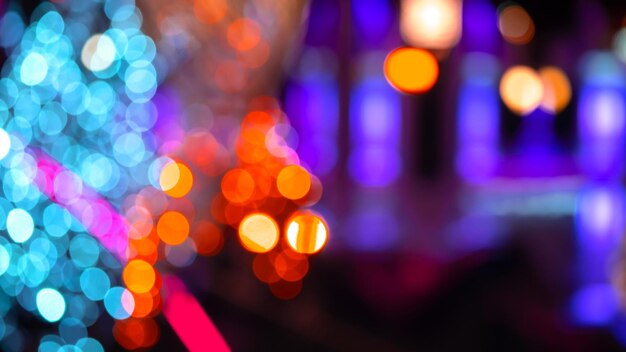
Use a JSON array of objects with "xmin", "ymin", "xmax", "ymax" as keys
[
  {"xmin": 238, "ymin": 213, "xmax": 280, "ymax": 253},
  {"xmin": 285, "ymin": 212, "xmax": 329, "ymax": 255},
  {"xmin": 499, "ymin": 65, "xmax": 544, "ymax": 115},
  {"xmin": 384, "ymin": 47, "xmax": 439, "ymax": 94},
  {"xmin": 36, "ymin": 288, "xmax": 65, "ymax": 322}
]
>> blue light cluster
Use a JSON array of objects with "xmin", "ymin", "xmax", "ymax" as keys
[{"xmin": 0, "ymin": 0, "xmax": 163, "ymax": 350}]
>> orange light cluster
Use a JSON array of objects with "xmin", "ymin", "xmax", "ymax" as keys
[
  {"xmin": 117, "ymin": 128, "xmax": 231, "ymax": 348},
  {"xmin": 216, "ymin": 97, "xmax": 329, "ymax": 298}
]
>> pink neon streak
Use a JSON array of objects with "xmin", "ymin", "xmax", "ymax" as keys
[
  {"xmin": 30, "ymin": 148, "xmax": 129, "ymax": 261},
  {"xmin": 163, "ymin": 275, "xmax": 231, "ymax": 352},
  {"xmin": 30, "ymin": 148, "xmax": 229, "ymax": 351}
]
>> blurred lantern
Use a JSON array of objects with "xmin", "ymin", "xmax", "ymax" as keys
[{"xmin": 400, "ymin": 0, "xmax": 463, "ymax": 50}]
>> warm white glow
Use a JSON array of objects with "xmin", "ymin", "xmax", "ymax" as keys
[
  {"xmin": 81, "ymin": 34, "xmax": 116, "ymax": 72},
  {"xmin": 401, "ymin": 0, "xmax": 462, "ymax": 50},
  {"xmin": 499, "ymin": 66, "xmax": 544, "ymax": 115}
]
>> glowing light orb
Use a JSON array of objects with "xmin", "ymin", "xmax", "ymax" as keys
[
  {"xmin": 238, "ymin": 213, "xmax": 279, "ymax": 253},
  {"xmin": 0, "ymin": 128, "xmax": 10, "ymax": 160},
  {"xmin": 538, "ymin": 66, "xmax": 571, "ymax": 114},
  {"xmin": 7, "ymin": 208, "xmax": 34, "ymax": 243},
  {"xmin": 400, "ymin": 0, "xmax": 463, "ymax": 49},
  {"xmin": 157, "ymin": 211, "xmax": 190, "ymax": 245},
  {"xmin": 123, "ymin": 259, "xmax": 156, "ymax": 294},
  {"xmin": 20, "ymin": 52, "xmax": 48, "ymax": 86},
  {"xmin": 221, "ymin": 168, "xmax": 255, "ymax": 204},
  {"xmin": 285, "ymin": 212, "xmax": 328, "ymax": 254},
  {"xmin": 276, "ymin": 165, "xmax": 312, "ymax": 200},
  {"xmin": 81, "ymin": 34, "xmax": 116, "ymax": 72},
  {"xmin": 159, "ymin": 161, "xmax": 193, "ymax": 198},
  {"xmin": 193, "ymin": 0, "xmax": 228, "ymax": 25},
  {"xmin": 498, "ymin": 4, "xmax": 534, "ymax": 45},
  {"xmin": 384, "ymin": 47, "xmax": 439, "ymax": 94},
  {"xmin": 227, "ymin": 18, "xmax": 261, "ymax": 52},
  {"xmin": 104, "ymin": 287, "xmax": 135, "ymax": 320},
  {"xmin": 36, "ymin": 288, "xmax": 66, "ymax": 322},
  {"xmin": 499, "ymin": 65, "xmax": 543, "ymax": 115}
]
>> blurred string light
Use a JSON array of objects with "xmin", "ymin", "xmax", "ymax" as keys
[
  {"xmin": 400, "ymin": 0, "xmax": 463, "ymax": 50},
  {"xmin": 497, "ymin": 3, "xmax": 535, "ymax": 45}
]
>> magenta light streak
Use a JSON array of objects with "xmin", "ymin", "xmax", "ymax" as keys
[
  {"xmin": 31, "ymin": 147, "xmax": 129, "ymax": 261},
  {"xmin": 163, "ymin": 275, "xmax": 231, "ymax": 352},
  {"xmin": 30, "ymin": 148, "xmax": 230, "ymax": 350}
]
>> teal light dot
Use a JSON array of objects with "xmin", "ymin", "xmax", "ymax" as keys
[
  {"xmin": 39, "ymin": 340, "xmax": 62, "ymax": 352},
  {"xmin": 124, "ymin": 60, "xmax": 157, "ymax": 94},
  {"xmin": 0, "ymin": 128, "xmax": 11, "ymax": 160},
  {"xmin": 58, "ymin": 318, "xmax": 87, "ymax": 344},
  {"xmin": 36, "ymin": 11, "xmax": 65, "ymax": 44},
  {"xmin": 87, "ymin": 81, "xmax": 115, "ymax": 115},
  {"xmin": 0, "ymin": 245, "xmax": 9, "ymax": 276},
  {"xmin": 113, "ymin": 132, "xmax": 145, "ymax": 167},
  {"xmin": 17, "ymin": 252, "xmax": 49, "ymax": 287},
  {"xmin": 76, "ymin": 338, "xmax": 103, "ymax": 352},
  {"xmin": 68, "ymin": 235, "xmax": 99, "ymax": 268},
  {"xmin": 103, "ymin": 287, "xmax": 133, "ymax": 320},
  {"xmin": 20, "ymin": 53, "xmax": 49, "ymax": 86},
  {"xmin": 36, "ymin": 288, "xmax": 65, "ymax": 322},
  {"xmin": 7, "ymin": 209, "xmax": 34, "ymax": 243},
  {"xmin": 38, "ymin": 102, "xmax": 68, "ymax": 136},
  {"xmin": 0, "ymin": 12, "xmax": 25, "ymax": 48},
  {"xmin": 0, "ymin": 78, "xmax": 19, "ymax": 108},
  {"xmin": 79, "ymin": 268, "xmax": 110, "ymax": 301},
  {"xmin": 61, "ymin": 82, "xmax": 90, "ymax": 115},
  {"xmin": 43, "ymin": 204, "xmax": 72, "ymax": 238}
]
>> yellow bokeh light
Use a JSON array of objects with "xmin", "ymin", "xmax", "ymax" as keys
[
  {"xmin": 159, "ymin": 162, "xmax": 193, "ymax": 198},
  {"xmin": 238, "ymin": 213, "xmax": 279, "ymax": 253},
  {"xmin": 400, "ymin": 0, "xmax": 462, "ymax": 49},
  {"xmin": 384, "ymin": 47, "xmax": 439, "ymax": 94},
  {"xmin": 123, "ymin": 259, "xmax": 156, "ymax": 294},
  {"xmin": 499, "ymin": 65, "xmax": 544, "ymax": 115},
  {"xmin": 285, "ymin": 212, "xmax": 328, "ymax": 255},
  {"xmin": 276, "ymin": 165, "xmax": 312, "ymax": 200},
  {"xmin": 498, "ymin": 4, "xmax": 535, "ymax": 45},
  {"xmin": 538, "ymin": 66, "xmax": 572, "ymax": 114}
]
